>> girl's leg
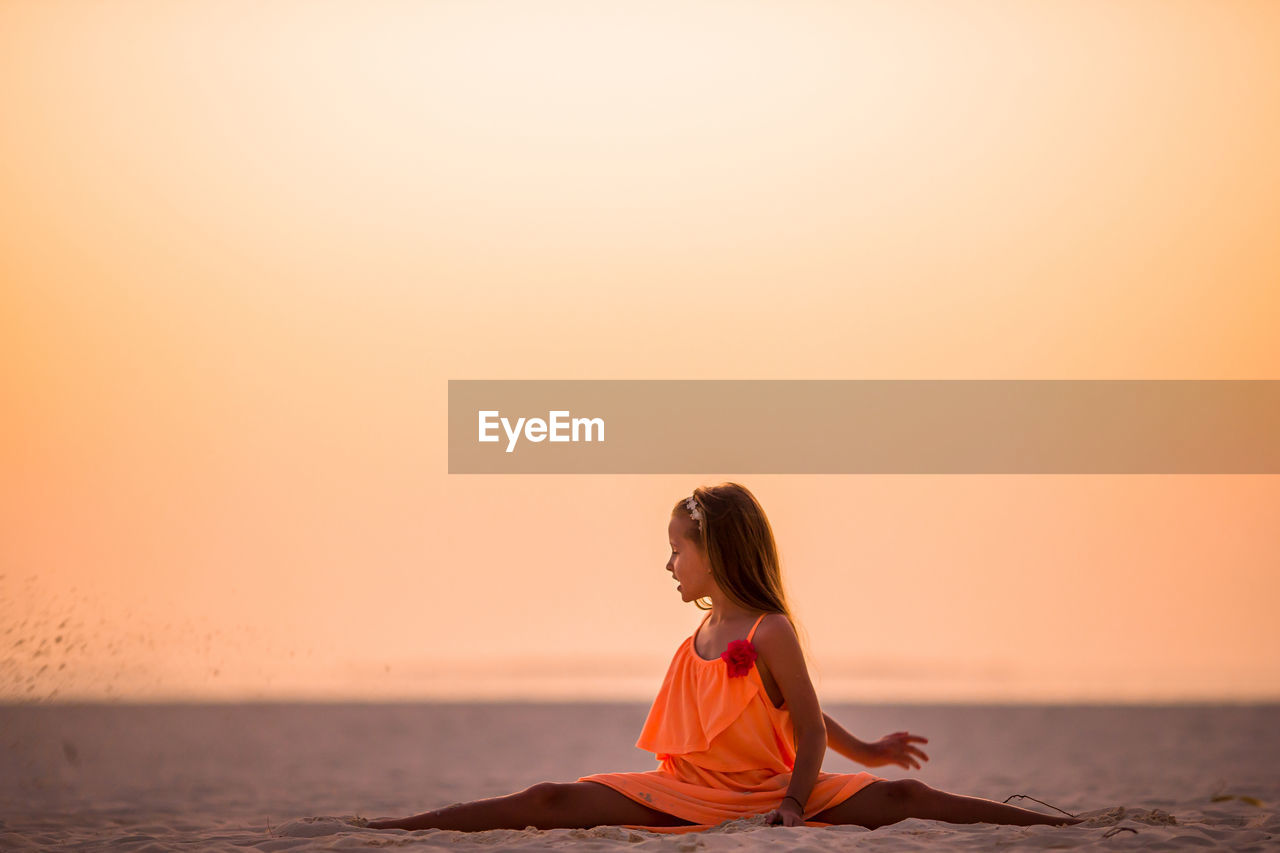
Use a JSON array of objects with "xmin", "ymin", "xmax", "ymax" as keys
[
  {"xmin": 368, "ymin": 781, "xmax": 697, "ymax": 832},
  {"xmin": 810, "ymin": 780, "xmax": 1084, "ymax": 830}
]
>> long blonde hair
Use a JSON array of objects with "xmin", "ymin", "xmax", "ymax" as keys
[{"xmin": 673, "ymin": 482, "xmax": 812, "ymax": 663}]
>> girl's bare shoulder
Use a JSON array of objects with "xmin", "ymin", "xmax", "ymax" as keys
[{"xmin": 752, "ymin": 612, "xmax": 802, "ymax": 654}]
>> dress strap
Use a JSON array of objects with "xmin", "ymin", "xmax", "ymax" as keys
[{"xmin": 747, "ymin": 613, "xmax": 768, "ymax": 643}]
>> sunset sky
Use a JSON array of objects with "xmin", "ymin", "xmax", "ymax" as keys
[{"xmin": 2, "ymin": 0, "xmax": 1277, "ymax": 704}]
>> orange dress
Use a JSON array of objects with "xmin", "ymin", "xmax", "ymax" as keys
[{"xmin": 577, "ymin": 612, "xmax": 885, "ymax": 833}]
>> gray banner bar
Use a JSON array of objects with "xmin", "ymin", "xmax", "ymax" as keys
[{"xmin": 448, "ymin": 380, "xmax": 1280, "ymax": 473}]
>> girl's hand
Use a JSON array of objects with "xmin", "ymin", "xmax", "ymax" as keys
[
  {"xmin": 862, "ymin": 731, "xmax": 930, "ymax": 770},
  {"xmin": 766, "ymin": 799, "xmax": 806, "ymax": 827}
]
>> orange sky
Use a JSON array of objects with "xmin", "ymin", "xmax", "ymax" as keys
[{"xmin": 2, "ymin": 0, "xmax": 1278, "ymax": 704}]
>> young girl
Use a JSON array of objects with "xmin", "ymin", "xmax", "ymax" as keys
[{"xmin": 368, "ymin": 483, "xmax": 1083, "ymax": 833}]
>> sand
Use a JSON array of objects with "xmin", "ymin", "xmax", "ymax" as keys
[{"xmin": 2, "ymin": 702, "xmax": 1276, "ymax": 850}]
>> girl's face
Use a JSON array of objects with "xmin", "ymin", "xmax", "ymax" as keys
[{"xmin": 667, "ymin": 514, "xmax": 713, "ymax": 602}]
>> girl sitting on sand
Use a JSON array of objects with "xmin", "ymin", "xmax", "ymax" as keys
[{"xmin": 369, "ymin": 482, "xmax": 1083, "ymax": 833}]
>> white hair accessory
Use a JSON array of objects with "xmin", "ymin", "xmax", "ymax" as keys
[{"xmin": 685, "ymin": 496, "xmax": 703, "ymax": 531}]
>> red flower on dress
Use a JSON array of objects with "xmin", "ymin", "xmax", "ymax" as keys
[{"xmin": 721, "ymin": 639, "xmax": 757, "ymax": 677}]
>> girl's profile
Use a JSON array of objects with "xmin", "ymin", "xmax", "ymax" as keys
[{"xmin": 368, "ymin": 483, "xmax": 1084, "ymax": 832}]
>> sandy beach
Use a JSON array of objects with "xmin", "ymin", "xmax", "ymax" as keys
[{"xmin": 2, "ymin": 702, "xmax": 1275, "ymax": 850}]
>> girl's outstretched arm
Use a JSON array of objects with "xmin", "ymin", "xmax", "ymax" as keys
[
  {"xmin": 822, "ymin": 712, "xmax": 874, "ymax": 762},
  {"xmin": 823, "ymin": 712, "xmax": 930, "ymax": 770},
  {"xmin": 753, "ymin": 615, "xmax": 827, "ymax": 826}
]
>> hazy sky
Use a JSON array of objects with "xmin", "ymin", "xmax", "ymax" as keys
[{"xmin": 2, "ymin": 0, "xmax": 1277, "ymax": 704}]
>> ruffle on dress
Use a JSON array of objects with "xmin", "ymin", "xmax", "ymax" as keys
[{"xmin": 635, "ymin": 636, "xmax": 774, "ymax": 759}]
